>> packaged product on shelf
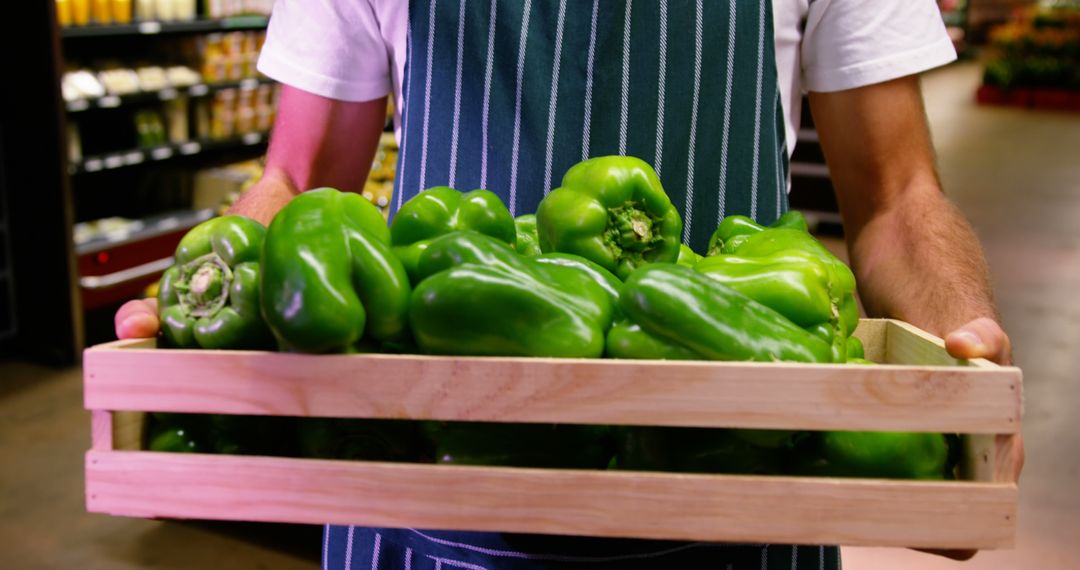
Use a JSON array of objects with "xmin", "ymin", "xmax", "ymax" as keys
[
  {"xmin": 71, "ymin": 0, "xmax": 91, "ymax": 26},
  {"xmin": 99, "ymin": 68, "xmax": 140, "ymax": 96},
  {"xmin": 65, "ymin": 70, "xmax": 106, "ymax": 99},
  {"xmin": 67, "ymin": 124, "xmax": 83, "ymax": 164},
  {"xmin": 166, "ymin": 66, "xmax": 202, "ymax": 88},
  {"xmin": 236, "ymin": 86, "xmax": 256, "ymax": 133},
  {"xmin": 174, "ymin": 0, "xmax": 196, "ymax": 20},
  {"xmin": 135, "ymin": 110, "xmax": 167, "ymax": 147},
  {"xmin": 211, "ymin": 89, "xmax": 237, "ymax": 139},
  {"xmin": 136, "ymin": 67, "xmax": 168, "ymax": 92},
  {"xmin": 111, "ymin": 0, "xmax": 132, "ymax": 23},
  {"xmin": 165, "ymin": 98, "xmax": 190, "ymax": 144},
  {"xmin": 154, "ymin": 0, "xmax": 176, "ymax": 21},
  {"xmin": 56, "ymin": 0, "xmax": 74, "ymax": 27},
  {"xmin": 135, "ymin": 0, "xmax": 153, "ymax": 20},
  {"xmin": 194, "ymin": 98, "xmax": 212, "ymax": 140},
  {"xmin": 92, "ymin": 0, "xmax": 112, "ymax": 24}
]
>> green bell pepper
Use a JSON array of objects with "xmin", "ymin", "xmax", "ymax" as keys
[
  {"xmin": 261, "ymin": 187, "xmax": 410, "ymax": 353},
  {"xmin": 298, "ymin": 419, "xmax": 432, "ymax": 462},
  {"xmin": 846, "ymin": 335, "xmax": 866, "ymax": 360},
  {"xmin": 425, "ymin": 421, "xmax": 614, "ymax": 469},
  {"xmin": 612, "ymin": 427, "xmax": 784, "ymax": 475},
  {"xmin": 706, "ymin": 211, "xmax": 809, "ymax": 256},
  {"xmin": 676, "ymin": 244, "xmax": 703, "ymax": 268},
  {"xmin": 621, "ymin": 264, "xmax": 833, "ymax": 363},
  {"xmin": 536, "ymin": 156, "xmax": 682, "ymax": 279},
  {"xmin": 534, "ymin": 252, "xmax": 622, "ymax": 313},
  {"xmin": 158, "ymin": 215, "xmax": 273, "ymax": 350},
  {"xmin": 391, "ymin": 186, "xmax": 516, "ymax": 247},
  {"xmin": 706, "ymin": 215, "xmax": 765, "ymax": 256},
  {"xmin": 791, "ymin": 431, "xmax": 950, "ymax": 480},
  {"xmin": 514, "ymin": 214, "xmax": 542, "ymax": 257},
  {"xmin": 770, "ymin": 210, "xmax": 810, "ymax": 232},
  {"xmin": 605, "ymin": 320, "xmax": 702, "ymax": 360},
  {"xmin": 148, "ymin": 426, "xmax": 203, "ymax": 453},
  {"xmin": 392, "ymin": 240, "xmax": 432, "ymax": 285},
  {"xmin": 725, "ymin": 228, "xmax": 856, "ymax": 301},
  {"xmin": 693, "ymin": 251, "xmax": 835, "ymax": 329},
  {"xmin": 411, "ymin": 232, "xmax": 615, "ymax": 358}
]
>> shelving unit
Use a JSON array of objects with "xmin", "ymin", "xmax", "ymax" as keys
[
  {"xmin": 69, "ymin": 134, "xmax": 267, "ymax": 175},
  {"xmin": 53, "ymin": 5, "xmax": 276, "ymax": 345},
  {"xmin": 65, "ymin": 78, "xmax": 274, "ymax": 113},
  {"xmin": 61, "ymin": 16, "xmax": 269, "ymax": 39}
]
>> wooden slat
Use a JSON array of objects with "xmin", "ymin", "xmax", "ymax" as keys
[
  {"xmin": 112, "ymin": 412, "xmax": 145, "ymax": 451},
  {"xmin": 83, "ymin": 324, "xmax": 1022, "ymax": 434},
  {"xmin": 994, "ymin": 434, "xmax": 1022, "ymax": 483},
  {"xmin": 885, "ymin": 320, "xmax": 1000, "ymax": 369},
  {"xmin": 84, "ymin": 450, "xmax": 1017, "ymax": 549},
  {"xmin": 961, "ymin": 434, "xmax": 995, "ymax": 483},
  {"xmin": 852, "ymin": 318, "xmax": 887, "ymax": 363},
  {"xmin": 90, "ymin": 410, "xmax": 112, "ymax": 451}
]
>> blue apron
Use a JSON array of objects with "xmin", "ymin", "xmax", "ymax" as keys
[{"xmin": 328, "ymin": 1, "xmax": 838, "ymax": 568}]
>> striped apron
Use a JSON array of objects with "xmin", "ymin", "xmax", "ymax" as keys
[{"xmin": 328, "ymin": 1, "xmax": 838, "ymax": 568}]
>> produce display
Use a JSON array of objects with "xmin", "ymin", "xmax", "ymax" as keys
[
  {"xmin": 150, "ymin": 155, "xmax": 955, "ymax": 481},
  {"xmin": 978, "ymin": 4, "xmax": 1080, "ymax": 111}
]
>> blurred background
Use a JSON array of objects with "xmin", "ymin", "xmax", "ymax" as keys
[{"xmin": 0, "ymin": 0, "xmax": 1077, "ymax": 567}]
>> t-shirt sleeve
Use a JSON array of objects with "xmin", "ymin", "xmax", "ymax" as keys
[
  {"xmin": 257, "ymin": 0, "xmax": 392, "ymax": 102},
  {"xmin": 801, "ymin": 0, "xmax": 957, "ymax": 93}
]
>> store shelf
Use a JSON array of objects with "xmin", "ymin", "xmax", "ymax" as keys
[
  {"xmin": 65, "ymin": 78, "xmax": 275, "ymax": 113},
  {"xmin": 75, "ymin": 209, "xmax": 214, "ymax": 256},
  {"xmin": 69, "ymin": 133, "xmax": 268, "ymax": 175},
  {"xmin": 61, "ymin": 16, "xmax": 269, "ymax": 39}
]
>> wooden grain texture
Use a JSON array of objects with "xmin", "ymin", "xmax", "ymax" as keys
[
  {"xmin": 995, "ymin": 434, "xmax": 1022, "ymax": 484},
  {"xmin": 112, "ymin": 412, "xmax": 145, "ymax": 451},
  {"xmin": 90, "ymin": 410, "xmax": 112, "ymax": 451},
  {"xmin": 82, "ymin": 320, "xmax": 1022, "ymax": 434},
  {"xmin": 886, "ymin": 320, "xmax": 999, "ymax": 369},
  {"xmin": 961, "ymin": 434, "xmax": 996, "ymax": 483},
  {"xmin": 84, "ymin": 450, "xmax": 1017, "ymax": 549},
  {"xmin": 852, "ymin": 318, "xmax": 887, "ymax": 363}
]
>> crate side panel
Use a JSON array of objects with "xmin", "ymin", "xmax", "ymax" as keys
[{"xmin": 86, "ymin": 451, "xmax": 1016, "ymax": 549}]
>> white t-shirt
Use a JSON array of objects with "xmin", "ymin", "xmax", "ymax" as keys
[{"xmin": 257, "ymin": 0, "xmax": 956, "ymax": 157}]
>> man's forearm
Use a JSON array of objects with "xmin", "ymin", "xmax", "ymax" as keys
[
  {"xmin": 226, "ymin": 168, "xmax": 301, "ymax": 226},
  {"xmin": 225, "ymin": 85, "xmax": 390, "ymax": 226},
  {"xmin": 847, "ymin": 180, "xmax": 998, "ymax": 337}
]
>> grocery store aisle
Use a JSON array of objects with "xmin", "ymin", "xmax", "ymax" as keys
[
  {"xmin": 1, "ymin": 60, "xmax": 1077, "ymax": 569},
  {"xmin": 842, "ymin": 62, "xmax": 1080, "ymax": 568}
]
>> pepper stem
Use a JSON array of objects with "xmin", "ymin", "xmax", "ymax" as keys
[
  {"xmin": 177, "ymin": 253, "xmax": 233, "ymax": 318},
  {"xmin": 605, "ymin": 203, "xmax": 662, "ymax": 255}
]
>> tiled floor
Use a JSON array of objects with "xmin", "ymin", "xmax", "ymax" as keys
[{"xmin": 1, "ymin": 60, "xmax": 1077, "ymax": 569}]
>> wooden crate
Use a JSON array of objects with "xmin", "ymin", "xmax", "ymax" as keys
[{"xmin": 83, "ymin": 319, "xmax": 1022, "ymax": 550}]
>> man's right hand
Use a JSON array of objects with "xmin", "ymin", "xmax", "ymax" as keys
[
  {"xmin": 111, "ymin": 85, "xmax": 388, "ymax": 341},
  {"xmin": 115, "ymin": 298, "xmax": 160, "ymax": 339}
]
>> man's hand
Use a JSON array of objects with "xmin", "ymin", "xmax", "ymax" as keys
[
  {"xmin": 810, "ymin": 76, "xmax": 1024, "ymax": 562},
  {"xmin": 945, "ymin": 316, "xmax": 1012, "ymax": 365},
  {"xmin": 115, "ymin": 298, "xmax": 159, "ymax": 339},
  {"xmin": 112, "ymin": 86, "xmax": 388, "ymax": 340}
]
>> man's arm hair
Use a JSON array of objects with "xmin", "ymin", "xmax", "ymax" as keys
[
  {"xmin": 809, "ymin": 75, "xmax": 998, "ymax": 337},
  {"xmin": 228, "ymin": 85, "xmax": 388, "ymax": 226}
]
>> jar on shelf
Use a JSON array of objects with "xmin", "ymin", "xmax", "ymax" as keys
[
  {"xmin": 135, "ymin": 0, "xmax": 153, "ymax": 20},
  {"xmin": 111, "ymin": 0, "xmax": 132, "ymax": 23},
  {"xmin": 56, "ymin": 0, "xmax": 74, "ymax": 27},
  {"xmin": 72, "ymin": 0, "xmax": 92, "ymax": 25},
  {"xmin": 92, "ymin": 0, "xmax": 112, "ymax": 24},
  {"xmin": 154, "ymin": 0, "xmax": 176, "ymax": 21}
]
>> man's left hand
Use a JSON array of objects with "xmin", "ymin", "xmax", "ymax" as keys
[
  {"xmin": 918, "ymin": 317, "xmax": 1022, "ymax": 561},
  {"xmin": 945, "ymin": 316, "xmax": 1013, "ymax": 365}
]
